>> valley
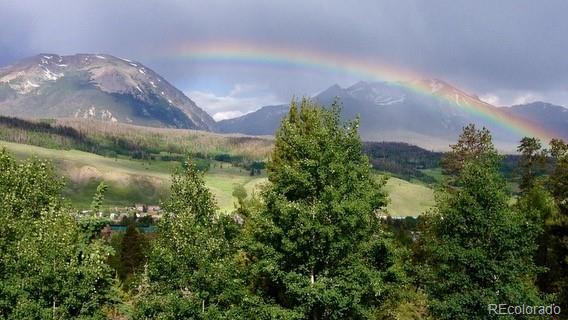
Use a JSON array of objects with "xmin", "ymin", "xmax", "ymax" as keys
[
  {"xmin": 0, "ymin": 139, "xmax": 434, "ymax": 216},
  {"xmin": 0, "ymin": 52, "xmax": 562, "ymax": 218}
]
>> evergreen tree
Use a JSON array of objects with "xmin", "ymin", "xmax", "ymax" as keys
[
  {"xmin": 421, "ymin": 132, "xmax": 544, "ymax": 320},
  {"xmin": 441, "ymin": 124, "xmax": 496, "ymax": 177},
  {"xmin": 546, "ymin": 138, "xmax": 568, "ymax": 309},
  {"xmin": 119, "ymin": 221, "xmax": 146, "ymax": 281},
  {"xmin": 244, "ymin": 99, "xmax": 406, "ymax": 319},
  {"xmin": 517, "ymin": 137, "xmax": 546, "ymax": 192}
]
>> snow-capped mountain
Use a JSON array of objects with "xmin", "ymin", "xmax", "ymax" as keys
[
  {"xmin": 218, "ymin": 80, "xmax": 567, "ymax": 150},
  {"xmin": 0, "ymin": 54, "xmax": 215, "ymax": 130}
]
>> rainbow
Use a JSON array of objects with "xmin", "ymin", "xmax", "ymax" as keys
[{"xmin": 165, "ymin": 42, "xmax": 558, "ymax": 142}]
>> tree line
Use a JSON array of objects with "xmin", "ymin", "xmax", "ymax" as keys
[
  {"xmin": 1, "ymin": 99, "xmax": 567, "ymax": 319},
  {"xmin": 0, "ymin": 116, "xmax": 268, "ymax": 167}
]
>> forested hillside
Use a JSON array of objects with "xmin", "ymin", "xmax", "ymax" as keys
[{"xmin": 0, "ymin": 116, "xmax": 271, "ymax": 167}]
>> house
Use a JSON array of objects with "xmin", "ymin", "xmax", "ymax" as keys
[
  {"xmin": 147, "ymin": 205, "xmax": 161, "ymax": 212},
  {"xmin": 134, "ymin": 203, "xmax": 146, "ymax": 212}
]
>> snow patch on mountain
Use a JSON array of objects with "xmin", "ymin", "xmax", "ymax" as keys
[
  {"xmin": 26, "ymin": 80, "xmax": 39, "ymax": 88},
  {"xmin": 429, "ymin": 79, "xmax": 444, "ymax": 93},
  {"xmin": 41, "ymin": 66, "xmax": 63, "ymax": 81}
]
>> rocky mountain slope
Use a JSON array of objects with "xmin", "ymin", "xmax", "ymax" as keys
[
  {"xmin": 0, "ymin": 54, "xmax": 215, "ymax": 130},
  {"xmin": 218, "ymin": 80, "xmax": 568, "ymax": 150},
  {"xmin": 504, "ymin": 101, "xmax": 568, "ymax": 139}
]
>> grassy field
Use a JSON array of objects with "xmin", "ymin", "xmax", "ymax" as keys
[
  {"xmin": 0, "ymin": 141, "xmax": 265, "ymax": 212},
  {"xmin": 1, "ymin": 141, "xmax": 434, "ymax": 215},
  {"xmin": 383, "ymin": 176, "xmax": 435, "ymax": 216},
  {"xmin": 419, "ymin": 168, "xmax": 443, "ymax": 184}
]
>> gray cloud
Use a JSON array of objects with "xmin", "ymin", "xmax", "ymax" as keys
[
  {"xmin": 1, "ymin": 0, "xmax": 567, "ymax": 111},
  {"xmin": 188, "ymin": 83, "xmax": 282, "ymax": 120}
]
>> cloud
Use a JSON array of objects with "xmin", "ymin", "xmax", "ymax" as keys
[
  {"xmin": 479, "ymin": 89, "xmax": 568, "ymax": 107},
  {"xmin": 479, "ymin": 94, "xmax": 501, "ymax": 106},
  {"xmin": 1, "ymin": 0, "xmax": 568, "ymax": 107},
  {"xmin": 211, "ymin": 111, "xmax": 247, "ymax": 121},
  {"xmin": 512, "ymin": 93, "xmax": 543, "ymax": 106},
  {"xmin": 187, "ymin": 84, "xmax": 282, "ymax": 120}
]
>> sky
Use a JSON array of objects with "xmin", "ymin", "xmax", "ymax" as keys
[{"xmin": 1, "ymin": 0, "xmax": 567, "ymax": 120}]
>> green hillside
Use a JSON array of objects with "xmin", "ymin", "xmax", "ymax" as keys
[
  {"xmin": 0, "ymin": 141, "xmax": 434, "ymax": 215},
  {"xmin": 383, "ymin": 176, "xmax": 435, "ymax": 216},
  {"xmin": 0, "ymin": 141, "xmax": 265, "ymax": 212}
]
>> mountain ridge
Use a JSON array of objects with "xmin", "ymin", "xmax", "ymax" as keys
[
  {"xmin": 217, "ymin": 81, "xmax": 568, "ymax": 150},
  {"xmin": 0, "ymin": 53, "xmax": 215, "ymax": 130},
  {"xmin": 1, "ymin": 54, "xmax": 566, "ymax": 151}
]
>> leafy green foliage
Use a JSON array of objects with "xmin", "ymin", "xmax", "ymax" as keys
[
  {"xmin": 243, "ymin": 99, "xmax": 406, "ymax": 319},
  {"xmin": 232, "ymin": 183, "xmax": 248, "ymax": 203},
  {"xmin": 516, "ymin": 182, "xmax": 558, "ymax": 296},
  {"xmin": 90, "ymin": 181, "xmax": 108, "ymax": 213},
  {"xmin": 0, "ymin": 148, "xmax": 64, "ymax": 219},
  {"xmin": 134, "ymin": 160, "xmax": 250, "ymax": 319},
  {"xmin": 2, "ymin": 109, "xmax": 563, "ymax": 317},
  {"xmin": 545, "ymin": 138, "xmax": 568, "ymax": 309},
  {"xmin": 0, "ymin": 148, "xmax": 115, "ymax": 319},
  {"xmin": 517, "ymin": 137, "xmax": 547, "ymax": 192}
]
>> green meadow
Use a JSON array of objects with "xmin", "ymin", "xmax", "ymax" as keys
[
  {"xmin": 0, "ymin": 141, "xmax": 263, "ymax": 211},
  {"xmin": 383, "ymin": 175, "xmax": 435, "ymax": 216},
  {"xmin": 1, "ymin": 141, "xmax": 434, "ymax": 215}
]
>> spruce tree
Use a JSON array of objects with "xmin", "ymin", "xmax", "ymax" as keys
[
  {"xmin": 119, "ymin": 221, "xmax": 146, "ymax": 281},
  {"xmin": 547, "ymin": 138, "xmax": 568, "ymax": 309},
  {"xmin": 517, "ymin": 137, "xmax": 546, "ymax": 192},
  {"xmin": 244, "ymin": 99, "xmax": 405, "ymax": 319},
  {"xmin": 422, "ymin": 131, "xmax": 544, "ymax": 320}
]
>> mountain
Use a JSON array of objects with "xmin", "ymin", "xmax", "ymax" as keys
[
  {"xmin": 216, "ymin": 104, "xmax": 288, "ymax": 136},
  {"xmin": 0, "ymin": 54, "xmax": 215, "ymax": 130},
  {"xmin": 217, "ymin": 80, "xmax": 567, "ymax": 150},
  {"xmin": 505, "ymin": 102, "xmax": 568, "ymax": 139}
]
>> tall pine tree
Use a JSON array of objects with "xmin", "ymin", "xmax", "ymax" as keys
[
  {"xmin": 421, "ymin": 129, "xmax": 544, "ymax": 320},
  {"xmin": 546, "ymin": 138, "xmax": 568, "ymax": 309}
]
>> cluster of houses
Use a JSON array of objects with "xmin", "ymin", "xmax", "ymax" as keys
[
  {"xmin": 107, "ymin": 203, "xmax": 162, "ymax": 221},
  {"xmin": 80, "ymin": 203, "xmax": 162, "ymax": 222}
]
